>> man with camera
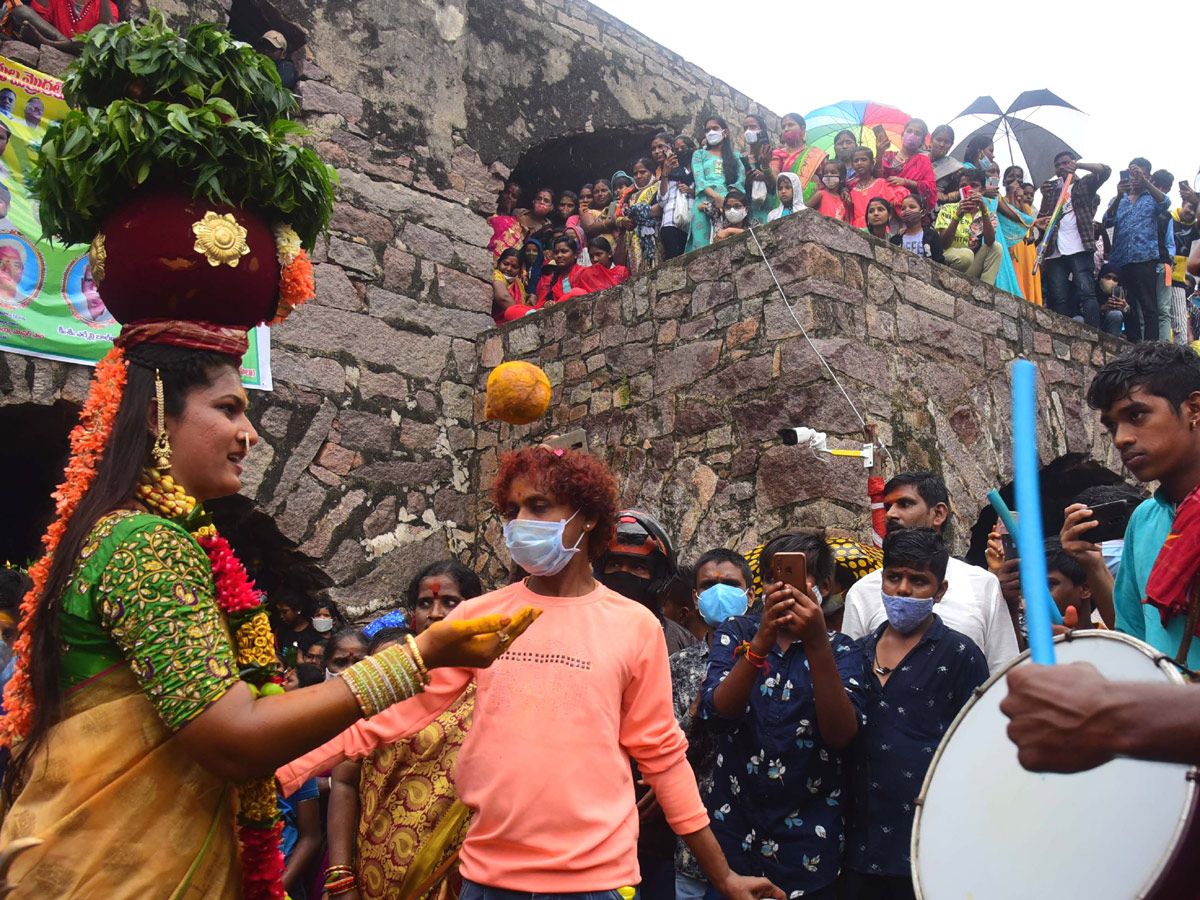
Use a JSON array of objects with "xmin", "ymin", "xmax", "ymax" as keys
[
  {"xmin": 935, "ymin": 169, "xmax": 1004, "ymax": 285},
  {"xmin": 1103, "ymin": 158, "xmax": 1172, "ymax": 341}
]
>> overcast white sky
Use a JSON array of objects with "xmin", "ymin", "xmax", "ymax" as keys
[{"xmin": 590, "ymin": 0, "xmax": 1190, "ymax": 211}]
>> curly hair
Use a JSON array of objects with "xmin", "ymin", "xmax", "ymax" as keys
[{"xmin": 492, "ymin": 447, "xmax": 619, "ymax": 561}]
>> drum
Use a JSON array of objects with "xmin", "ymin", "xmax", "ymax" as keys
[{"xmin": 912, "ymin": 630, "xmax": 1200, "ymax": 899}]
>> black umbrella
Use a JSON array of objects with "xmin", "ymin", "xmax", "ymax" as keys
[{"xmin": 950, "ymin": 90, "xmax": 1083, "ymax": 186}]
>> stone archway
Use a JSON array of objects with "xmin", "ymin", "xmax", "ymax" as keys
[
  {"xmin": 206, "ymin": 494, "xmax": 332, "ymax": 602},
  {"xmin": 508, "ymin": 124, "xmax": 674, "ymax": 200},
  {"xmin": 963, "ymin": 452, "xmax": 1129, "ymax": 568},
  {"xmin": 0, "ymin": 400, "xmax": 77, "ymax": 566}
]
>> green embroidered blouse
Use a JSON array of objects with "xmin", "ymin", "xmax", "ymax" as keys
[{"xmin": 58, "ymin": 509, "xmax": 239, "ymax": 731}]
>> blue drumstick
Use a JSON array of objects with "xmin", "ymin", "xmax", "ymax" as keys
[
  {"xmin": 1012, "ymin": 360, "xmax": 1056, "ymax": 664},
  {"xmin": 987, "ymin": 489, "xmax": 1063, "ymax": 627}
]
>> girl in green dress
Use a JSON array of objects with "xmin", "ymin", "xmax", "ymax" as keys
[{"xmin": 690, "ymin": 116, "xmax": 746, "ymax": 250}]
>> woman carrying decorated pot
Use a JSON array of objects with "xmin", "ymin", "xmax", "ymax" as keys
[{"xmin": 0, "ymin": 17, "xmax": 535, "ymax": 900}]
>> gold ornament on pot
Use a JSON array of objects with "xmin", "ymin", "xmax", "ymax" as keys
[
  {"xmin": 192, "ymin": 211, "xmax": 250, "ymax": 267},
  {"xmin": 88, "ymin": 232, "xmax": 107, "ymax": 284}
]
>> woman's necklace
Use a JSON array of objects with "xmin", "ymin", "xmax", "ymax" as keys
[{"xmin": 873, "ymin": 653, "xmax": 893, "ymax": 676}]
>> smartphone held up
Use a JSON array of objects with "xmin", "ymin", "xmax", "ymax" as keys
[
  {"xmin": 1086, "ymin": 499, "xmax": 1135, "ymax": 544},
  {"xmin": 772, "ymin": 552, "xmax": 809, "ymax": 596}
]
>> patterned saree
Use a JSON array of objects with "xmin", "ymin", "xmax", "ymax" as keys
[
  {"xmin": 1, "ymin": 510, "xmax": 242, "ymax": 899},
  {"xmin": 355, "ymin": 687, "xmax": 475, "ymax": 900}
]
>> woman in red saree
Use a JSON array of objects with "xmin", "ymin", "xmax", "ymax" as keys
[
  {"xmin": 535, "ymin": 234, "xmax": 583, "ymax": 306},
  {"xmin": 877, "ymin": 118, "xmax": 938, "ymax": 212},
  {"xmin": 562, "ymin": 237, "xmax": 629, "ymax": 299},
  {"xmin": 534, "ymin": 235, "xmax": 628, "ymax": 304}
]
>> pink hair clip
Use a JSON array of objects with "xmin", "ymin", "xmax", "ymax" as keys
[{"xmin": 553, "ymin": 448, "xmax": 564, "ymax": 456}]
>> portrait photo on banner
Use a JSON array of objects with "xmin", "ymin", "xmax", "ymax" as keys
[
  {"xmin": 61, "ymin": 254, "xmax": 112, "ymax": 327},
  {"xmin": 0, "ymin": 55, "xmax": 272, "ymax": 386}
]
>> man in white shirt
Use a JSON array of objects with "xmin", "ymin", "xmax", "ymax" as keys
[
  {"xmin": 1038, "ymin": 152, "xmax": 1111, "ymax": 330},
  {"xmin": 843, "ymin": 471, "xmax": 1020, "ymax": 674}
]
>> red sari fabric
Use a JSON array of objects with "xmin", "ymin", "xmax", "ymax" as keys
[
  {"xmin": 1145, "ymin": 483, "xmax": 1200, "ymax": 637},
  {"xmin": 536, "ymin": 264, "xmax": 629, "ymax": 305},
  {"xmin": 492, "ymin": 271, "xmax": 535, "ymax": 325},
  {"xmin": 29, "ymin": 0, "xmax": 118, "ymax": 35},
  {"xmin": 535, "ymin": 264, "xmax": 577, "ymax": 306},
  {"xmin": 487, "ymin": 216, "xmax": 524, "ymax": 259},
  {"xmin": 562, "ymin": 264, "xmax": 629, "ymax": 299},
  {"xmin": 881, "ymin": 151, "xmax": 938, "ymax": 213}
]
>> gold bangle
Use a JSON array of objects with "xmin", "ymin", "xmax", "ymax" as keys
[
  {"xmin": 343, "ymin": 644, "xmax": 427, "ymax": 718},
  {"xmin": 341, "ymin": 662, "xmax": 379, "ymax": 718},
  {"xmin": 405, "ymin": 633, "xmax": 431, "ymax": 685}
]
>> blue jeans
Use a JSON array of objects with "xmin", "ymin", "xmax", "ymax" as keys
[
  {"xmin": 462, "ymin": 881, "xmax": 639, "ymax": 900},
  {"xmin": 1042, "ymin": 251, "xmax": 1099, "ymax": 328},
  {"xmin": 1102, "ymin": 308, "xmax": 1126, "ymax": 338},
  {"xmin": 675, "ymin": 873, "xmax": 708, "ymax": 900}
]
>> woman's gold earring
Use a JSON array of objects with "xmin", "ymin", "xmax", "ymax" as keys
[{"xmin": 152, "ymin": 369, "xmax": 172, "ymax": 470}]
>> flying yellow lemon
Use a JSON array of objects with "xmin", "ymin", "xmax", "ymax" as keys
[{"xmin": 484, "ymin": 361, "xmax": 552, "ymax": 425}]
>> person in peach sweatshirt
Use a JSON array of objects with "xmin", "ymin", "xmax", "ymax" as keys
[{"xmin": 279, "ymin": 447, "xmax": 783, "ymax": 900}]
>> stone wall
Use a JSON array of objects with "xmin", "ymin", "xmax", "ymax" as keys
[
  {"xmin": 0, "ymin": 0, "xmax": 779, "ymax": 612},
  {"xmin": 254, "ymin": 0, "xmax": 779, "ymax": 612},
  {"xmin": 466, "ymin": 211, "xmax": 1127, "ymax": 578},
  {"xmin": 0, "ymin": 1, "xmax": 1124, "ymax": 610}
]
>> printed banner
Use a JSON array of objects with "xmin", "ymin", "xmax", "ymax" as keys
[{"xmin": 0, "ymin": 57, "xmax": 272, "ymax": 389}]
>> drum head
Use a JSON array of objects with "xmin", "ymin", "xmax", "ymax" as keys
[{"xmin": 914, "ymin": 631, "xmax": 1196, "ymax": 900}]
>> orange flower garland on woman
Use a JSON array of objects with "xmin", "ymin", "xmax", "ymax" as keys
[{"xmin": 1, "ymin": 345, "xmax": 126, "ymax": 745}]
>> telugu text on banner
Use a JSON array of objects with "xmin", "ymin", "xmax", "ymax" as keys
[{"xmin": 0, "ymin": 56, "xmax": 272, "ymax": 388}]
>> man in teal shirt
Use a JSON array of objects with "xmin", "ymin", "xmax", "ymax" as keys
[
  {"xmin": 1061, "ymin": 343, "xmax": 1200, "ymax": 667},
  {"xmin": 1111, "ymin": 491, "xmax": 1200, "ymax": 664},
  {"xmin": 1004, "ymin": 343, "xmax": 1200, "ymax": 775}
]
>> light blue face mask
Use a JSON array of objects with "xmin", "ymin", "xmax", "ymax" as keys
[
  {"xmin": 502, "ymin": 510, "xmax": 583, "ymax": 577},
  {"xmin": 696, "ymin": 583, "xmax": 751, "ymax": 627},
  {"xmin": 881, "ymin": 591, "xmax": 935, "ymax": 634}
]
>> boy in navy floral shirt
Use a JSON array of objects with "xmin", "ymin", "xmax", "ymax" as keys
[
  {"xmin": 846, "ymin": 527, "xmax": 989, "ymax": 899},
  {"xmin": 701, "ymin": 534, "xmax": 865, "ymax": 900}
]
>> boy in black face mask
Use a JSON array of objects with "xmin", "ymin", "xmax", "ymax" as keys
[
  {"xmin": 595, "ymin": 509, "xmax": 696, "ymax": 653},
  {"xmin": 595, "ymin": 509, "xmax": 697, "ymax": 900}
]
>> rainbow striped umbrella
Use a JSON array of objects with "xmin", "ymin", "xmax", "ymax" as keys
[{"xmin": 803, "ymin": 100, "xmax": 912, "ymax": 159}]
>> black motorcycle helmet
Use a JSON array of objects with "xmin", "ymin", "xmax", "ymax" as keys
[{"xmin": 594, "ymin": 509, "xmax": 678, "ymax": 607}]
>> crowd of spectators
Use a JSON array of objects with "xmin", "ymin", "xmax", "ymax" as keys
[
  {"xmin": 487, "ymin": 114, "xmax": 1200, "ymax": 346},
  {"xmin": 258, "ymin": 341, "xmax": 1200, "ymax": 900}
]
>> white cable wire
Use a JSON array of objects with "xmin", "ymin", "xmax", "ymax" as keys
[{"xmin": 745, "ymin": 222, "xmax": 896, "ymax": 472}]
